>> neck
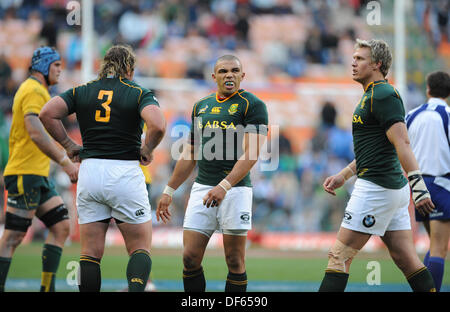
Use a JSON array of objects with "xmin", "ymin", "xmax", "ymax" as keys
[
  {"xmin": 362, "ymin": 72, "xmax": 385, "ymax": 90},
  {"xmin": 31, "ymin": 72, "xmax": 49, "ymax": 90},
  {"xmin": 428, "ymin": 96, "xmax": 447, "ymax": 102}
]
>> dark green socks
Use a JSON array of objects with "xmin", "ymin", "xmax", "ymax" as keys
[
  {"xmin": 40, "ymin": 244, "xmax": 62, "ymax": 292},
  {"xmin": 407, "ymin": 267, "xmax": 436, "ymax": 292},
  {"xmin": 183, "ymin": 266, "xmax": 206, "ymax": 292},
  {"xmin": 225, "ymin": 271, "xmax": 248, "ymax": 292},
  {"xmin": 79, "ymin": 255, "xmax": 101, "ymax": 292},
  {"xmin": 318, "ymin": 270, "xmax": 349, "ymax": 292},
  {"xmin": 126, "ymin": 249, "xmax": 152, "ymax": 292},
  {"xmin": 0, "ymin": 257, "xmax": 12, "ymax": 292}
]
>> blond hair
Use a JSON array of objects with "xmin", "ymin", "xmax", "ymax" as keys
[
  {"xmin": 354, "ymin": 39, "xmax": 392, "ymax": 77},
  {"xmin": 99, "ymin": 44, "xmax": 136, "ymax": 79}
]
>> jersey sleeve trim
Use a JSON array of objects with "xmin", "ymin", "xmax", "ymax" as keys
[
  {"xmin": 119, "ymin": 77, "xmax": 143, "ymax": 103},
  {"xmin": 237, "ymin": 90, "xmax": 250, "ymax": 116}
]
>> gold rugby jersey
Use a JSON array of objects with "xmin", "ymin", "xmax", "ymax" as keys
[{"xmin": 4, "ymin": 77, "xmax": 52, "ymax": 177}]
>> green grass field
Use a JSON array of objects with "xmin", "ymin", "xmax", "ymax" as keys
[{"xmin": 6, "ymin": 241, "xmax": 450, "ymax": 292}]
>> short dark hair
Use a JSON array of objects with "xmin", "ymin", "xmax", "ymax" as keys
[
  {"xmin": 426, "ymin": 71, "xmax": 450, "ymax": 99},
  {"xmin": 214, "ymin": 55, "xmax": 242, "ymax": 72}
]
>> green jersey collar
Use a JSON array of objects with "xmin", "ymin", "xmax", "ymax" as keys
[{"xmin": 364, "ymin": 79, "xmax": 387, "ymax": 92}]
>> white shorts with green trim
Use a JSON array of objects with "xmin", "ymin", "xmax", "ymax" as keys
[
  {"xmin": 341, "ymin": 178, "xmax": 411, "ymax": 236},
  {"xmin": 183, "ymin": 182, "xmax": 253, "ymax": 236}
]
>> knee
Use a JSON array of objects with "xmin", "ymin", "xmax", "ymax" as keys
[
  {"xmin": 183, "ymin": 251, "xmax": 201, "ymax": 270},
  {"xmin": 327, "ymin": 240, "xmax": 359, "ymax": 273},
  {"xmin": 2, "ymin": 231, "xmax": 27, "ymax": 250},
  {"xmin": 225, "ymin": 252, "xmax": 244, "ymax": 272},
  {"xmin": 49, "ymin": 220, "xmax": 70, "ymax": 241}
]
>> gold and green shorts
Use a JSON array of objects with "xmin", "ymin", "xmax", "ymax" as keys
[{"xmin": 4, "ymin": 175, "xmax": 58, "ymax": 210}]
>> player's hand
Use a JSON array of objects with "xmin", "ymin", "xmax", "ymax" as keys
[
  {"xmin": 140, "ymin": 145, "xmax": 153, "ymax": 166},
  {"xmin": 203, "ymin": 185, "xmax": 226, "ymax": 208},
  {"xmin": 66, "ymin": 143, "xmax": 82, "ymax": 163},
  {"xmin": 62, "ymin": 160, "xmax": 79, "ymax": 183},
  {"xmin": 415, "ymin": 197, "xmax": 435, "ymax": 216},
  {"xmin": 156, "ymin": 194, "xmax": 172, "ymax": 224},
  {"xmin": 323, "ymin": 174, "xmax": 345, "ymax": 196}
]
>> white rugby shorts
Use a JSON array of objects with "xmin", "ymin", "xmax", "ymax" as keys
[
  {"xmin": 183, "ymin": 182, "xmax": 253, "ymax": 235},
  {"xmin": 76, "ymin": 158, "xmax": 151, "ymax": 224},
  {"xmin": 341, "ymin": 178, "xmax": 411, "ymax": 236}
]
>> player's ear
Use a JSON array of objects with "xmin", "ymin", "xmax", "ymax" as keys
[
  {"xmin": 373, "ymin": 61, "xmax": 382, "ymax": 72},
  {"xmin": 425, "ymin": 86, "xmax": 431, "ymax": 98}
]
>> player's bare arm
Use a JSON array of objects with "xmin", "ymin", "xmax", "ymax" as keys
[
  {"xmin": 386, "ymin": 121, "xmax": 435, "ymax": 215},
  {"xmin": 323, "ymin": 160, "xmax": 356, "ymax": 196},
  {"xmin": 157, "ymin": 142, "xmax": 197, "ymax": 223},
  {"xmin": 202, "ymin": 132, "xmax": 266, "ymax": 208},
  {"xmin": 140, "ymin": 105, "xmax": 166, "ymax": 166},
  {"xmin": 26, "ymin": 111, "xmax": 78, "ymax": 183},
  {"xmin": 40, "ymin": 96, "xmax": 82, "ymax": 162}
]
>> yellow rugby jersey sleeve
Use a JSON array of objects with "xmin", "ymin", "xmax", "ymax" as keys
[{"xmin": 21, "ymin": 87, "xmax": 48, "ymax": 116}]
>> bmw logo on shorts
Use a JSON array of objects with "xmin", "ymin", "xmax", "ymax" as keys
[{"xmin": 362, "ymin": 214, "xmax": 376, "ymax": 228}]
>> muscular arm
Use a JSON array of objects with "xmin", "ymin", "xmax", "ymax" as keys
[
  {"xmin": 156, "ymin": 142, "xmax": 197, "ymax": 223},
  {"xmin": 386, "ymin": 122, "xmax": 420, "ymax": 173},
  {"xmin": 323, "ymin": 159, "xmax": 356, "ymax": 196},
  {"xmin": 166, "ymin": 142, "xmax": 197, "ymax": 189},
  {"xmin": 139, "ymin": 105, "xmax": 166, "ymax": 164},
  {"xmin": 202, "ymin": 132, "xmax": 267, "ymax": 208},
  {"xmin": 39, "ymin": 96, "xmax": 81, "ymax": 160},
  {"xmin": 386, "ymin": 121, "xmax": 434, "ymax": 214},
  {"xmin": 224, "ymin": 132, "xmax": 267, "ymax": 186},
  {"xmin": 25, "ymin": 113, "xmax": 67, "ymax": 164}
]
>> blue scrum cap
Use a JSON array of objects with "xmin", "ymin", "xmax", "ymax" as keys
[{"xmin": 30, "ymin": 46, "xmax": 60, "ymax": 76}]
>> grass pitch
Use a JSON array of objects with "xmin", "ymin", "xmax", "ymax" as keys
[{"xmin": 5, "ymin": 241, "xmax": 449, "ymax": 291}]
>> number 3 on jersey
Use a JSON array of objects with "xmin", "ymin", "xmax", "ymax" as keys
[{"xmin": 95, "ymin": 90, "xmax": 113, "ymax": 122}]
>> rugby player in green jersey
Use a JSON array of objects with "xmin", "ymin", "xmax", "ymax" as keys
[
  {"xmin": 157, "ymin": 55, "xmax": 268, "ymax": 292},
  {"xmin": 318, "ymin": 39, "xmax": 436, "ymax": 292},
  {"xmin": 40, "ymin": 45, "xmax": 166, "ymax": 292}
]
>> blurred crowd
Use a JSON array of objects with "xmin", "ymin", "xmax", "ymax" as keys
[{"xmin": 0, "ymin": 0, "xmax": 448, "ymax": 235}]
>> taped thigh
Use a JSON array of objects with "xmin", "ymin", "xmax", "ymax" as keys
[
  {"xmin": 5, "ymin": 212, "xmax": 33, "ymax": 232},
  {"xmin": 327, "ymin": 240, "xmax": 359, "ymax": 272}
]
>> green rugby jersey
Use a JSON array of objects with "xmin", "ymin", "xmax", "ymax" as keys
[
  {"xmin": 190, "ymin": 89, "xmax": 268, "ymax": 187},
  {"xmin": 59, "ymin": 77, "xmax": 159, "ymax": 160},
  {"xmin": 352, "ymin": 80, "xmax": 408, "ymax": 189}
]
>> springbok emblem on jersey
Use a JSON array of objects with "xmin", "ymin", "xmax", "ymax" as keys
[
  {"xmin": 228, "ymin": 103, "xmax": 239, "ymax": 115},
  {"xmin": 198, "ymin": 105, "xmax": 208, "ymax": 114}
]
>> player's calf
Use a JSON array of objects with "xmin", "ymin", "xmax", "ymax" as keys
[
  {"xmin": 318, "ymin": 240, "xmax": 359, "ymax": 292},
  {"xmin": 127, "ymin": 249, "xmax": 152, "ymax": 292}
]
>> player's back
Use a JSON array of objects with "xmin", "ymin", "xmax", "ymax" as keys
[{"xmin": 60, "ymin": 77, "xmax": 154, "ymax": 161}]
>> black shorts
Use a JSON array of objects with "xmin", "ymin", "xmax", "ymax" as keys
[{"xmin": 415, "ymin": 175, "xmax": 450, "ymax": 222}]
